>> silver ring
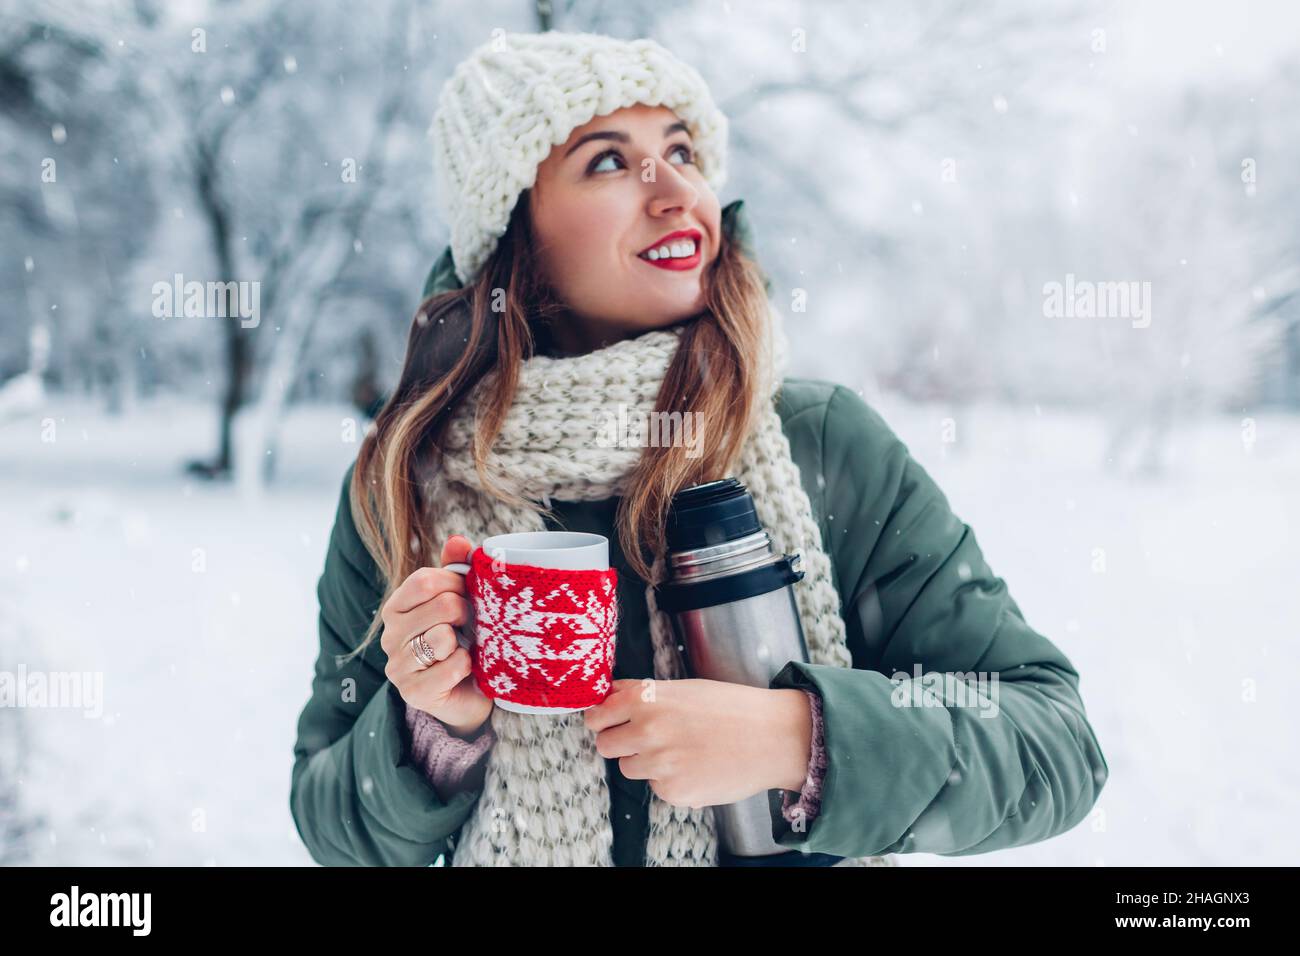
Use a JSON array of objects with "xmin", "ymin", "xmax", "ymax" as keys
[{"xmin": 410, "ymin": 631, "xmax": 438, "ymax": 668}]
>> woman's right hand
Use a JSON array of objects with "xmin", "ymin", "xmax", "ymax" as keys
[{"xmin": 381, "ymin": 534, "xmax": 494, "ymax": 737}]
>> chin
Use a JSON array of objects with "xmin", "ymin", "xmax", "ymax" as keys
[
  {"xmin": 638, "ymin": 302, "xmax": 703, "ymax": 333},
  {"xmin": 645, "ymin": 286, "xmax": 707, "ymax": 321}
]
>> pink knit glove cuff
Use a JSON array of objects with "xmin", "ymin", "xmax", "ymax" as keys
[
  {"xmin": 403, "ymin": 703, "xmax": 496, "ymax": 800},
  {"xmin": 780, "ymin": 689, "xmax": 827, "ymax": 826}
]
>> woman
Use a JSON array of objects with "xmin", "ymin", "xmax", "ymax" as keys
[{"xmin": 289, "ymin": 31, "xmax": 1108, "ymax": 867}]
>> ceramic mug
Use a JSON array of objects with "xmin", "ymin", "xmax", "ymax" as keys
[{"xmin": 442, "ymin": 531, "xmax": 619, "ymax": 714}]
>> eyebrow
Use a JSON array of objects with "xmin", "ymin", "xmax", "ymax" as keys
[{"xmin": 564, "ymin": 120, "xmax": 692, "ymax": 159}]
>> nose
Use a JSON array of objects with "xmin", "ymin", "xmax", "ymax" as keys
[{"xmin": 645, "ymin": 159, "xmax": 699, "ymax": 217}]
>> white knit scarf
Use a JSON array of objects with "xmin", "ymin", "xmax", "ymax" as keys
[{"xmin": 415, "ymin": 304, "xmax": 893, "ymax": 867}]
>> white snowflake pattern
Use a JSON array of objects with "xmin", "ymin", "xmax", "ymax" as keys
[
  {"xmin": 488, "ymin": 674, "xmax": 517, "ymax": 695},
  {"xmin": 472, "ymin": 573, "xmax": 618, "ymax": 692}
]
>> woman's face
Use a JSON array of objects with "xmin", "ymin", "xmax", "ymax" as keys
[{"xmin": 528, "ymin": 104, "xmax": 722, "ymax": 352}]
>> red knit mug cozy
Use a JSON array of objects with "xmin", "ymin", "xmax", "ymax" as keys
[{"xmin": 464, "ymin": 545, "xmax": 619, "ymax": 711}]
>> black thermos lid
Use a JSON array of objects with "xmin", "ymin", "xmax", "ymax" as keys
[{"xmin": 664, "ymin": 477, "xmax": 762, "ymax": 552}]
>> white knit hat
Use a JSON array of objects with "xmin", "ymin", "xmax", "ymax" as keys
[{"xmin": 430, "ymin": 30, "xmax": 730, "ymax": 285}]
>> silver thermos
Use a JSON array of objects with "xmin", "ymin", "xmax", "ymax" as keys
[{"xmin": 653, "ymin": 477, "xmax": 810, "ymax": 858}]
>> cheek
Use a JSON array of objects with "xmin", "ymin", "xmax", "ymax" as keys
[
  {"xmin": 555, "ymin": 232, "xmax": 630, "ymax": 300},
  {"xmin": 543, "ymin": 216, "xmax": 614, "ymax": 275}
]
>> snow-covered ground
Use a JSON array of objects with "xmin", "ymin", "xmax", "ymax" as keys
[{"xmin": 2, "ymin": 394, "xmax": 1296, "ymax": 865}]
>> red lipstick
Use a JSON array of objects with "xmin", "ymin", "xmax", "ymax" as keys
[{"xmin": 636, "ymin": 228, "xmax": 703, "ymax": 271}]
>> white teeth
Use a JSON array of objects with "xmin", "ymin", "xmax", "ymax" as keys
[{"xmin": 644, "ymin": 239, "xmax": 697, "ymax": 261}]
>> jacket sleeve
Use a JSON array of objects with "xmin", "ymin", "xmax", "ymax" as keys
[
  {"xmin": 289, "ymin": 463, "xmax": 484, "ymax": 866},
  {"xmin": 768, "ymin": 385, "xmax": 1109, "ymax": 857}
]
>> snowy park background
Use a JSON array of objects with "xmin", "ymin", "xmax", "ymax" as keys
[{"xmin": 3, "ymin": 0, "xmax": 1299, "ymax": 866}]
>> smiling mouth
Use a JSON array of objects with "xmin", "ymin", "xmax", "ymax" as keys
[{"xmin": 636, "ymin": 232, "xmax": 702, "ymax": 271}]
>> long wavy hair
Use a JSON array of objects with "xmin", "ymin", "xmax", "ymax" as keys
[{"xmin": 342, "ymin": 191, "xmax": 773, "ymax": 661}]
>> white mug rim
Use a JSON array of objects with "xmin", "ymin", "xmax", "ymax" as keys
[
  {"xmin": 478, "ymin": 531, "xmax": 608, "ymax": 570},
  {"xmin": 480, "ymin": 531, "xmax": 606, "ymax": 553}
]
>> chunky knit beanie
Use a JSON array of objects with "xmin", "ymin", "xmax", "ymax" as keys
[{"xmin": 429, "ymin": 30, "xmax": 729, "ymax": 284}]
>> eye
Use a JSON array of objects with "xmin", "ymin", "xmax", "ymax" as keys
[
  {"xmin": 587, "ymin": 143, "xmax": 696, "ymax": 175},
  {"xmin": 669, "ymin": 142, "xmax": 696, "ymax": 165},
  {"xmin": 588, "ymin": 148, "xmax": 624, "ymax": 175}
]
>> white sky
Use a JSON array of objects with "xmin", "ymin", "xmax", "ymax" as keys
[{"xmin": 1117, "ymin": 0, "xmax": 1300, "ymax": 84}]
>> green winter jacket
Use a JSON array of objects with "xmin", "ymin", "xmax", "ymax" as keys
[{"xmin": 289, "ymin": 199, "xmax": 1108, "ymax": 867}]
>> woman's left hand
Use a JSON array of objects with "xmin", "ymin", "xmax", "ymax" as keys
[{"xmin": 583, "ymin": 678, "xmax": 812, "ymax": 809}]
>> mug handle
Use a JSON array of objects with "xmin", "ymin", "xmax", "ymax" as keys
[{"xmin": 440, "ymin": 558, "xmax": 477, "ymax": 651}]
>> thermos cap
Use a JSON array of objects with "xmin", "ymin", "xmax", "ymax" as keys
[{"xmin": 664, "ymin": 477, "xmax": 762, "ymax": 552}]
